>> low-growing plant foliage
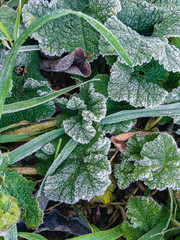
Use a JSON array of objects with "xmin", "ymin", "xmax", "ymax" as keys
[{"xmin": 0, "ymin": 0, "xmax": 180, "ymax": 239}]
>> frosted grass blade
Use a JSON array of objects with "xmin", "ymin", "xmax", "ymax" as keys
[
  {"xmin": 2, "ymin": 80, "xmax": 97, "ymax": 114},
  {"xmin": 68, "ymin": 225, "xmax": 123, "ymax": 240},
  {"xmin": 38, "ymin": 138, "xmax": 78, "ymax": 196},
  {"xmin": 101, "ymin": 103, "xmax": 180, "ymax": 124},
  {"xmin": 8, "ymin": 128, "xmax": 64, "ymax": 165},
  {"xmin": 18, "ymin": 233, "xmax": 47, "ymax": 240},
  {"xmin": 13, "ymin": 0, "xmax": 22, "ymax": 41},
  {"xmin": 0, "ymin": 9, "xmax": 131, "ymax": 118},
  {"xmin": 0, "ymin": 22, "xmax": 13, "ymax": 46}
]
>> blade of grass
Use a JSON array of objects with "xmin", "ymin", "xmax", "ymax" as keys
[
  {"xmin": 18, "ymin": 45, "xmax": 41, "ymax": 52},
  {"xmin": 0, "ymin": 131, "xmax": 41, "ymax": 143},
  {"xmin": 0, "ymin": 121, "xmax": 28, "ymax": 133},
  {"xmin": 13, "ymin": 0, "xmax": 22, "ymax": 41},
  {"xmin": 0, "ymin": 22, "xmax": 13, "ymax": 46},
  {"xmin": 8, "ymin": 128, "xmax": 64, "ymax": 165},
  {"xmin": 68, "ymin": 225, "xmax": 123, "ymax": 240},
  {"xmin": 2, "ymin": 79, "xmax": 98, "ymax": 114},
  {"xmin": 37, "ymin": 138, "xmax": 78, "ymax": 197},
  {"xmin": 0, "ymin": 9, "xmax": 131, "ymax": 118},
  {"xmin": 101, "ymin": 103, "xmax": 180, "ymax": 124},
  {"xmin": 18, "ymin": 232, "xmax": 47, "ymax": 240}
]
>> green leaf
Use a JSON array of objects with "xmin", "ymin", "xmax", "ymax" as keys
[
  {"xmin": 121, "ymin": 196, "xmax": 168, "ymax": 240},
  {"xmin": 164, "ymin": 86, "xmax": 180, "ymax": 104},
  {"xmin": 22, "ymin": 0, "xmax": 121, "ymax": 59},
  {"xmin": 0, "ymin": 22, "xmax": 13, "ymax": 47},
  {"xmin": 99, "ymin": 16, "xmax": 180, "ymax": 72},
  {"xmin": 0, "ymin": 6, "xmax": 18, "ymax": 41},
  {"xmin": 134, "ymin": 133, "xmax": 180, "ymax": 190},
  {"xmin": 8, "ymin": 128, "xmax": 64, "ymax": 166},
  {"xmin": 4, "ymin": 225, "xmax": 18, "ymax": 240},
  {"xmin": 57, "ymin": 83, "xmax": 107, "ymax": 144},
  {"xmin": 0, "ymin": 188, "xmax": 20, "ymax": 237},
  {"xmin": 100, "ymin": 102, "xmax": 180, "ymax": 124},
  {"xmin": 44, "ymin": 132, "xmax": 111, "ymax": 204},
  {"xmin": 108, "ymin": 59, "xmax": 167, "ymax": 107},
  {"xmin": 101, "ymin": 119, "xmax": 136, "ymax": 135},
  {"xmin": 18, "ymin": 232, "xmax": 47, "ymax": 240},
  {"xmin": 117, "ymin": 0, "xmax": 163, "ymax": 34},
  {"xmin": 68, "ymin": 225, "xmax": 122, "ymax": 240},
  {"xmin": 4, "ymin": 170, "xmax": 42, "ymax": 229},
  {"xmin": 153, "ymin": 13, "xmax": 180, "ymax": 39}
]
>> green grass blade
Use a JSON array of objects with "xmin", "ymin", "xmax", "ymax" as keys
[
  {"xmin": 101, "ymin": 103, "xmax": 180, "ymax": 124},
  {"xmin": 8, "ymin": 128, "xmax": 64, "ymax": 165},
  {"xmin": 38, "ymin": 138, "xmax": 78, "ymax": 196},
  {"xmin": 0, "ymin": 9, "xmax": 131, "ymax": 118},
  {"xmin": 0, "ymin": 22, "xmax": 13, "ymax": 46},
  {"xmin": 0, "ymin": 132, "xmax": 41, "ymax": 143},
  {"xmin": 13, "ymin": 0, "xmax": 22, "ymax": 41},
  {"xmin": 18, "ymin": 233, "xmax": 47, "ymax": 240},
  {"xmin": 2, "ymin": 79, "xmax": 98, "ymax": 114},
  {"xmin": 79, "ymin": 12, "xmax": 132, "ymax": 67},
  {"xmin": 18, "ymin": 45, "xmax": 41, "ymax": 52},
  {"xmin": 68, "ymin": 225, "xmax": 123, "ymax": 240}
]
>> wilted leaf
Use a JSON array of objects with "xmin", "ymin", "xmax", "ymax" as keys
[{"xmin": 40, "ymin": 48, "xmax": 91, "ymax": 77}]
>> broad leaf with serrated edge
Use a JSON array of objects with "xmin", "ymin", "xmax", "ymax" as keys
[
  {"xmin": 134, "ymin": 134, "xmax": 180, "ymax": 190},
  {"xmin": 122, "ymin": 196, "xmax": 167, "ymax": 240},
  {"xmin": 108, "ymin": 59, "xmax": 167, "ymax": 107},
  {"xmin": 44, "ymin": 132, "xmax": 111, "ymax": 204},
  {"xmin": 4, "ymin": 170, "xmax": 42, "ymax": 229},
  {"xmin": 22, "ymin": 0, "xmax": 121, "ymax": 58},
  {"xmin": 57, "ymin": 83, "xmax": 106, "ymax": 144},
  {"xmin": 0, "ymin": 51, "xmax": 55, "ymax": 128},
  {"xmin": 153, "ymin": 13, "xmax": 180, "ymax": 39},
  {"xmin": 117, "ymin": 0, "xmax": 163, "ymax": 34},
  {"xmin": 99, "ymin": 16, "xmax": 180, "ymax": 72},
  {"xmin": 164, "ymin": 86, "xmax": 180, "ymax": 104}
]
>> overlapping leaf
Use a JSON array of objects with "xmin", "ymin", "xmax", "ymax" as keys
[
  {"xmin": 99, "ymin": 16, "xmax": 180, "ymax": 72},
  {"xmin": 44, "ymin": 131, "xmax": 111, "ymax": 204},
  {"xmin": 117, "ymin": 0, "xmax": 163, "ymax": 34},
  {"xmin": 22, "ymin": 0, "xmax": 121, "ymax": 58},
  {"xmin": 108, "ymin": 59, "xmax": 168, "ymax": 107},
  {"xmin": 0, "ymin": 51, "xmax": 55, "ymax": 127},
  {"xmin": 134, "ymin": 134, "xmax": 180, "ymax": 190},
  {"xmin": 56, "ymin": 83, "xmax": 106, "ymax": 144},
  {"xmin": 3, "ymin": 170, "xmax": 42, "ymax": 229},
  {"xmin": 121, "ymin": 196, "xmax": 167, "ymax": 240}
]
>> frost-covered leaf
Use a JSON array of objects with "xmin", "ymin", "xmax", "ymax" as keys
[
  {"xmin": 44, "ymin": 132, "xmax": 111, "ymax": 204},
  {"xmin": 0, "ymin": 186, "xmax": 20, "ymax": 237},
  {"xmin": 22, "ymin": 0, "xmax": 121, "ymax": 58},
  {"xmin": 114, "ymin": 160, "xmax": 135, "ymax": 189},
  {"xmin": 63, "ymin": 115, "xmax": 96, "ymax": 144},
  {"xmin": 0, "ymin": 6, "xmax": 22, "ymax": 41},
  {"xmin": 122, "ymin": 196, "xmax": 167, "ymax": 240},
  {"xmin": 134, "ymin": 134, "xmax": 180, "ymax": 190},
  {"xmin": 99, "ymin": 16, "xmax": 180, "ymax": 72},
  {"xmin": 153, "ymin": 13, "xmax": 180, "ymax": 39},
  {"xmin": 0, "ymin": 51, "xmax": 55, "ymax": 128},
  {"xmin": 101, "ymin": 119, "xmax": 136, "ymax": 135},
  {"xmin": 4, "ymin": 170, "xmax": 42, "ymax": 229},
  {"xmin": 108, "ymin": 59, "xmax": 168, "ymax": 107},
  {"xmin": 56, "ymin": 83, "xmax": 106, "ymax": 144},
  {"xmin": 117, "ymin": 0, "xmax": 163, "ymax": 34},
  {"xmin": 164, "ymin": 86, "xmax": 180, "ymax": 104}
]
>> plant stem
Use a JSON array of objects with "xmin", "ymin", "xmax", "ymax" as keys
[
  {"xmin": 144, "ymin": 116, "xmax": 163, "ymax": 130},
  {"xmin": 2, "ymin": 119, "xmax": 56, "ymax": 135}
]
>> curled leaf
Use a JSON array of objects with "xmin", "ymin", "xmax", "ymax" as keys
[{"xmin": 40, "ymin": 48, "xmax": 91, "ymax": 77}]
